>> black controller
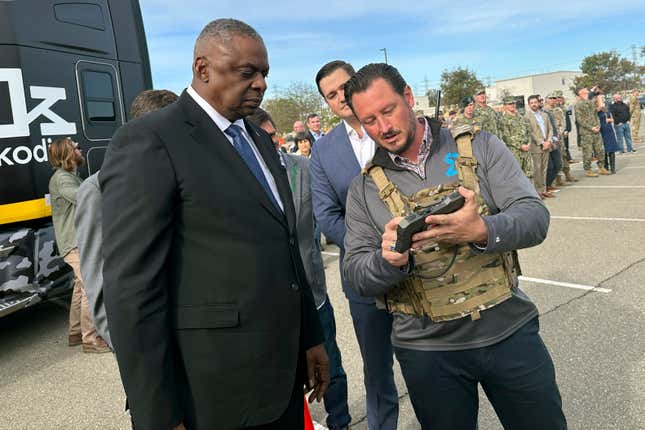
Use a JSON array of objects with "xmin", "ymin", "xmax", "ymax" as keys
[{"xmin": 393, "ymin": 191, "xmax": 465, "ymax": 253}]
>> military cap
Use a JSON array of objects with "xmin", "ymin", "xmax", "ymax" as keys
[
  {"xmin": 475, "ymin": 88, "xmax": 486, "ymax": 95},
  {"xmin": 461, "ymin": 96, "xmax": 475, "ymax": 108},
  {"xmin": 554, "ymin": 90, "xmax": 564, "ymax": 97},
  {"xmin": 503, "ymin": 96, "xmax": 516, "ymax": 104},
  {"xmin": 547, "ymin": 92, "xmax": 558, "ymax": 99}
]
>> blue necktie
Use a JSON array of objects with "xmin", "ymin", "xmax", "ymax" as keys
[{"xmin": 225, "ymin": 124, "xmax": 282, "ymax": 212}]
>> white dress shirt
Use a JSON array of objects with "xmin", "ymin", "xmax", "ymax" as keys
[
  {"xmin": 187, "ymin": 86, "xmax": 283, "ymax": 211},
  {"xmin": 343, "ymin": 120, "xmax": 375, "ymax": 169}
]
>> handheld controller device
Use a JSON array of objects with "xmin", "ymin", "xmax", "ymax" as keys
[{"xmin": 393, "ymin": 191, "xmax": 465, "ymax": 253}]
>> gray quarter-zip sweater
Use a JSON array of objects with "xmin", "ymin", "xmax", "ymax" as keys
[{"xmin": 343, "ymin": 118, "xmax": 547, "ymax": 351}]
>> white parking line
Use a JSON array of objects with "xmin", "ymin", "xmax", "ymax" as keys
[
  {"xmin": 566, "ymin": 185, "xmax": 645, "ymax": 189},
  {"xmin": 519, "ymin": 276, "xmax": 612, "ymax": 293},
  {"xmin": 322, "ymin": 250, "xmax": 612, "ymax": 293},
  {"xmin": 313, "ymin": 421, "xmax": 328, "ymax": 430},
  {"xmin": 551, "ymin": 215, "xmax": 645, "ymax": 222},
  {"xmin": 321, "ymin": 251, "xmax": 340, "ymax": 256}
]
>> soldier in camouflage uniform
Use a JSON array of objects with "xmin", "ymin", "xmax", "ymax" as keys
[
  {"xmin": 574, "ymin": 87, "xmax": 610, "ymax": 177},
  {"xmin": 473, "ymin": 88, "xmax": 500, "ymax": 136},
  {"xmin": 544, "ymin": 92, "xmax": 573, "ymax": 185},
  {"xmin": 629, "ymin": 89, "xmax": 641, "ymax": 144},
  {"xmin": 452, "ymin": 96, "xmax": 480, "ymax": 131},
  {"xmin": 500, "ymin": 96, "xmax": 533, "ymax": 179},
  {"xmin": 556, "ymin": 91, "xmax": 578, "ymax": 181}
]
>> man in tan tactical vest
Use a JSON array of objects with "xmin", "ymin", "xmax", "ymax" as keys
[{"xmin": 342, "ymin": 63, "xmax": 566, "ymax": 430}]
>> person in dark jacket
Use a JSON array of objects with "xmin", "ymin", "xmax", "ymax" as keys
[
  {"xmin": 609, "ymin": 94, "xmax": 633, "ymax": 153},
  {"xmin": 597, "ymin": 96, "xmax": 620, "ymax": 173},
  {"xmin": 100, "ymin": 19, "xmax": 328, "ymax": 430}
]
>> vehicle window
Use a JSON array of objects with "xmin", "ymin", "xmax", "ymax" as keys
[
  {"xmin": 81, "ymin": 71, "xmax": 116, "ymax": 124},
  {"xmin": 54, "ymin": 3, "xmax": 105, "ymax": 31},
  {"xmin": 87, "ymin": 101, "xmax": 115, "ymax": 122},
  {"xmin": 83, "ymin": 72, "xmax": 113, "ymax": 99},
  {"xmin": 76, "ymin": 61, "xmax": 123, "ymax": 141}
]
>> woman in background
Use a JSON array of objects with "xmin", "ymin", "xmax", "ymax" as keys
[
  {"xmin": 295, "ymin": 131, "xmax": 313, "ymax": 158},
  {"xmin": 596, "ymin": 96, "xmax": 620, "ymax": 174}
]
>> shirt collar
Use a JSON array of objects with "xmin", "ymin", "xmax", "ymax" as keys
[
  {"xmin": 343, "ymin": 120, "xmax": 366, "ymax": 139},
  {"xmin": 388, "ymin": 116, "xmax": 431, "ymax": 164},
  {"xmin": 187, "ymin": 85, "xmax": 246, "ymax": 132}
]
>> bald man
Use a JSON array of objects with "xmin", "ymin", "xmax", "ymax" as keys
[{"xmin": 100, "ymin": 18, "xmax": 328, "ymax": 430}]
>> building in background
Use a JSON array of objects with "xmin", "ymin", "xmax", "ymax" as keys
[
  {"xmin": 412, "ymin": 70, "xmax": 583, "ymax": 116},
  {"xmin": 488, "ymin": 71, "xmax": 582, "ymax": 107}
]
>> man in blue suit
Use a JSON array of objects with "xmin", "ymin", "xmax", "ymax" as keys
[{"xmin": 310, "ymin": 60, "xmax": 398, "ymax": 430}]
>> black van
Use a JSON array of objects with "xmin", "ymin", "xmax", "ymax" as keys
[{"xmin": 0, "ymin": 0, "xmax": 152, "ymax": 317}]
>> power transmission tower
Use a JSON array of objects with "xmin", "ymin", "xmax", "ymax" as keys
[{"xmin": 380, "ymin": 48, "xmax": 388, "ymax": 64}]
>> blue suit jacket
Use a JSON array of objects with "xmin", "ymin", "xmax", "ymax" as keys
[{"xmin": 310, "ymin": 123, "xmax": 373, "ymax": 304}]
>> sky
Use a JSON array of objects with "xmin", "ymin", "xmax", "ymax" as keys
[{"xmin": 139, "ymin": 1, "xmax": 645, "ymax": 99}]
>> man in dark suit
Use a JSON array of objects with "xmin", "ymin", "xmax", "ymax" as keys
[
  {"xmin": 100, "ymin": 19, "xmax": 328, "ymax": 430},
  {"xmin": 310, "ymin": 61, "xmax": 399, "ymax": 430},
  {"xmin": 307, "ymin": 113, "xmax": 325, "ymax": 143}
]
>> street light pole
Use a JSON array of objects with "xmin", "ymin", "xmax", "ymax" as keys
[{"xmin": 380, "ymin": 48, "xmax": 388, "ymax": 64}]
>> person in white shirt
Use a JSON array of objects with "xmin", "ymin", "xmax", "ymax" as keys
[{"xmin": 310, "ymin": 60, "xmax": 398, "ymax": 430}]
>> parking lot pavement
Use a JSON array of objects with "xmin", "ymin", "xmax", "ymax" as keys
[{"xmin": 1, "ymin": 139, "xmax": 644, "ymax": 429}]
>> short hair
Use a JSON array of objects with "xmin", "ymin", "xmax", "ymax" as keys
[
  {"xmin": 195, "ymin": 19, "xmax": 262, "ymax": 53},
  {"xmin": 306, "ymin": 113, "xmax": 319, "ymax": 123},
  {"xmin": 130, "ymin": 90, "xmax": 178, "ymax": 119},
  {"xmin": 448, "ymin": 110, "xmax": 457, "ymax": 116},
  {"xmin": 315, "ymin": 60, "xmax": 356, "ymax": 95},
  {"xmin": 247, "ymin": 107, "xmax": 276, "ymax": 128},
  {"xmin": 48, "ymin": 137, "xmax": 76, "ymax": 171},
  {"xmin": 344, "ymin": 63, "xmax": 407, "ymax": 111},
  {"xmin": 528, "ymin": 95, "xmax": 539, "ymax": 103},
  {"xmin": 295, "ymin": 132, "xmax": 312, "ymax": 144}
]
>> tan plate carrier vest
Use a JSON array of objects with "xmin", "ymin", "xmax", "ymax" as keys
[{"xmin": 365, "ymin": 127, "xmax": 517, "ymax": 322}]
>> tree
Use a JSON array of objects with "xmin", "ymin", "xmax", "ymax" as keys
[
  {"xmin": 440, "ymin": 67, "xmax": 484, "ymax": 106},
  {"xmin": 572, "ymin": 51, "xmax": 640, "ymax": 94},
  {"xmin": 262, "ymin": 82, "xmax": 334, "ymax": 133},
  {"xmin": 498, "ymin": 88, "xmax": 513, "ymax": 100}
]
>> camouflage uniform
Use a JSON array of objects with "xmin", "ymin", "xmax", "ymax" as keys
[
  {"xmin": 473, "ymin": 104, "xmax": 500, "ymax": 136},
  {"xmin": 452, "ymin": 113, "xmax": 480, "ymax": 131},
  {"xmin": 500, "ymin": 111, "xmax": 533, "ymax": 179},
  {"xmin": 575, "ymin": 98, "xmax": 605, "ymax": 171},
  {"xmin": 544, "ymin": 102, "xmax": 571, "ymax": 177},
  {"xmin": 630, "ymin": 94, "xmax": 641, "ymax": 143}
]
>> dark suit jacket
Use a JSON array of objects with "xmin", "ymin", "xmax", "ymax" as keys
[
  {"xmin": 100, "ymin": 91, "xmax": 323, "ymax": 430},
  {"xmin": 281, "ymin": 153, "xmax": 326, "ymax": 308},
  {"xmin": 310, "ymin": 123, "xmax": 372, "ymax": 304}
]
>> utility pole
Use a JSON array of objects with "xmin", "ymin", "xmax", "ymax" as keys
[{"xmin": 380, "ymin": 48, "xmax": 388, "ymax": 64}]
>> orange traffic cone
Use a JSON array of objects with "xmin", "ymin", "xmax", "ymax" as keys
[{"xmin": 304, "ymin": 397, "xmax": 314, "ymax": 430}]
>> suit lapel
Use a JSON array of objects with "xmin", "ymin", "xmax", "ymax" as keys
[
  {"xmin": 179, "ymin": 93, "xmax": 287, "ymax": 228},
  {"xmin": 284, "ymin": 155, "xmax": 303, "ymax": 221},
  {"xmin": 335, "ymin": 126, "xmax": 362, "ymax": 176},
  {"xmin": 245, "ymin": 120, "xmax": 296, "ymax": 233}
]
